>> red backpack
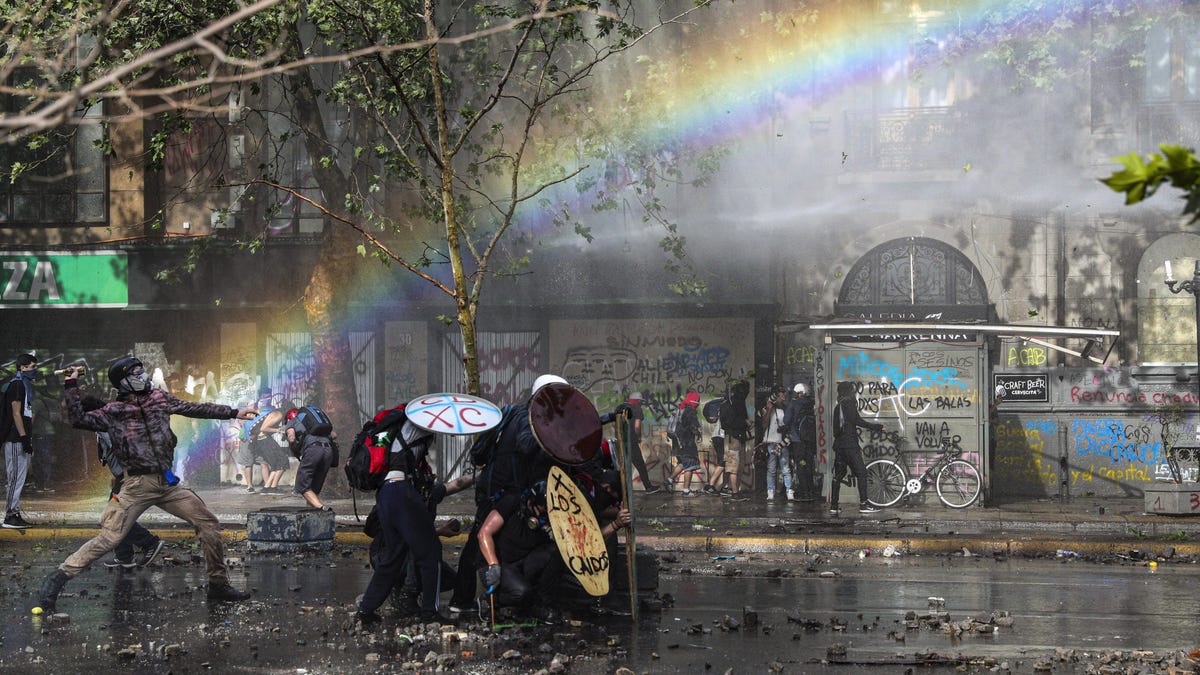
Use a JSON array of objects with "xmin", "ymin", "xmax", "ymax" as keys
[{"xmin": 344, "ymin": 405, "xmax": 407, "ymax": 491}]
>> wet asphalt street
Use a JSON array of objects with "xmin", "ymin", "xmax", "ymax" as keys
[{"xmin": 1, "ymin": 536, "xmax": 1199, "ymax": 673}]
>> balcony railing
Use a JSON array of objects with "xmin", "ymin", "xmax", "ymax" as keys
[{"xmin": 843, "ymin": 107, "xmax": 970, "ymax": 172}]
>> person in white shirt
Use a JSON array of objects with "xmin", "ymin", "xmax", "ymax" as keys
[{"xmin": 761, "ymin": 386, "xmax": 793, "ymax": 501}]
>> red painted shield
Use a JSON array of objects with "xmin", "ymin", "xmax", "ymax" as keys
[{"xmin": 528, "ymin": 382, "xmax": 601, "ymax": 465}]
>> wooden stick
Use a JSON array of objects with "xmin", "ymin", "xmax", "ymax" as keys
[
  {"xmin": 612, "ymin": 409, "xmax": 639, "ymax": 622},
  {"xmin": 489, "ymin": 592, "xmax": 495, "ymax": 630}
]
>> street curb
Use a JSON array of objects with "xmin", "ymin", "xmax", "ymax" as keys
[
  {"xmin": 7, "ymin": 526, "xmax": 1197, "ymax": 558},
  {"xmin": 635, "ymin": 534, "xmax": 1200, "ymax": 557}
]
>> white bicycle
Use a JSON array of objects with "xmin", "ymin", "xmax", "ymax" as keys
[{"xmin": 864, "ymin": 437, "xmax": 981, "ymax": 509}]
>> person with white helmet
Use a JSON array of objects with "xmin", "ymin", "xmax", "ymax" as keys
[
  {"xmin": 782, "ymin": 382, "xmax": 818, "ymax": 501},
  {"xmin": 447, "ymin": 373, "xmax": 562, "ymax": 614}
]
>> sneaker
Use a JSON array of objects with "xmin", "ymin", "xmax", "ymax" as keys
[
  {"xmin": 207, "ymin": 582, "xmax": 251, "ymax": 602},
  {"xmin": 389, "ymin": 590, "xmax": 419, "ymax": 616},
  {"xmin": 829, "ymin": 508, "xmax": 841, "ymax": 515},
  {"xmin": 643, "ymin": 484, "xmax": 662, "ymax": 495},
  {"xmin": 103, "ymin": 557, "xmax": 136, "ymax": 569},
  {"xmin": 680, "ymin": 489, "xmax": 692, "ymax": 496},
  {"xmin": 719, "ymin": 486, "xmax": 732, "ymax": 495},
  {"xmin": 136, "ymin": 539, "xmax": 165, "ymax": 568},
  {"xmin": 2, "ymin": 513, "xmax": 31, "ymax": 529},
  {"xmin": 355, "ymin": 610, "xmax": 381, "ymax": 627},
  {"xmin": 858, "ymin": 504, "xmax": 880, "ymax": 514},
  {"xmin": 702, "ymin": 485, "xmax": 716, "ymax": 495},
  {"xmin": 245, "ymin": 486, "xmax": 256, "ymax": 493},
  {"xmin": 787, "ymin": 490, "xmax": 795, "ymax": 501},
  {"xmin": 766, "ymin": 490, "xmax": 775, "ymax": 501},
  {"xmin": 529, "ymin": 605, "xmax": 561, "ymax": 623},
  {"xmin": 417, "ymin": 609, "xmax": 454, "ymax": 625}
]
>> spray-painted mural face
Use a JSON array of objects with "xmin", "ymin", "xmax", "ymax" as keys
[
  {"xmin": 550, "ymin": 318, "xmax": 751, "ymax": 413},
  {"xmin": 549, "ymin": 318, "xmax": 753, "ymax": 488}
]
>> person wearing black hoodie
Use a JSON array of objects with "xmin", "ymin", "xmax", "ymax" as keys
[
  {"xmin": 831, "ymin": 381, "xmax": 884, "ymax": 515},
  {"xmin": 717, "ymin": 380, "xmax": 751, "ymax": 499}
]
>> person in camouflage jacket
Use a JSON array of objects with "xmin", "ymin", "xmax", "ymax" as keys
[{"xmin": 36, "ymin": 357, "xmax": 257, "ymax": 614}]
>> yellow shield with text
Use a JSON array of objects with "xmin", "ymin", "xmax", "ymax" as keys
[{"xmin": 545, "ymin": 465, "xmax": 610, "ymax": 596}]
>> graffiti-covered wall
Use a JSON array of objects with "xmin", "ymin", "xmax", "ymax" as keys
[
  {"xmin": 548, "ymin": 318, "xmax": 755, "ymax": 485},
  {"xmin": 820, "ymin": 341, "xmax": 987, "ymax": 505},
  {"xmin": 993, "ymin": 367, "xmax": 1200, "ymax": 499}
]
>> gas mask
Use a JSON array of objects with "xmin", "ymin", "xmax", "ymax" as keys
[{"xmin": 119, "ymin": 367, "xmax": 153, "ymax": 394}]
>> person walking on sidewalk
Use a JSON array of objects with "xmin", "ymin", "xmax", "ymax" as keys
[
  {"xmin": 1, "ymin": 354, "xmax": 39, "ymax": 529},
  {"xmin": 718, "ymin": 379, "xmax": 752, "ymax": 499},
  {"xmin": 783, "ymin": 382, "xmax": 818, "ymax": 501},
  {"xmin": 830, "ymin": 381, "xmax": 884, "ymax": 515},
  {"xmin": 36, "ymin": 359, "xmax": 257, "ymax": 613},
  {"xmin": 761, "ymin": 386, "xmax": 793, "ymax": 501},
  {"xmin": 614, "ymin": 391, "xmax": 660, "ymax": 493},
  {"xmin": 665, "ymin": 392, "xmax": 703, "ymax": 495}
]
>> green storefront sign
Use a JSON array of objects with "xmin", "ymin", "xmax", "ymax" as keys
[{"xmin": 1, "ymin": 251, "xmax": 128, "ymax": 308}]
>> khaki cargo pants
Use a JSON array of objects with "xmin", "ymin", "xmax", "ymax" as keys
[{"xmin": 60, "ymin": 473, "xmax": 228, "ymax": 582}]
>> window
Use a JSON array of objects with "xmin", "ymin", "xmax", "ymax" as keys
[
  {"xmin": 875, "ymin": 0, "xmax": 971, "ymax": 109},
  {"xmin": 1144, "ymin": 18, "xmax": 1200, "ymax": 102},
  {"xmin": 1139, "ymin": 234, "xmax": 1200, "ymax": 364},
  {"xmin": 0, "ymin": 71, "xmax": 106, "ymax": 226}
]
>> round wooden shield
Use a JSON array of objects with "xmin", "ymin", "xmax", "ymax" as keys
[
  {"xmin": 544, "ymin": 465, "xmax": 610, "ymax": 596},
  {"xmin": 404, "ymin": 393, "xmax": 504, "ymax": 436},
  {"xmin": 528, "ymin": 382, "xmax": 601, "ymax": 465}
]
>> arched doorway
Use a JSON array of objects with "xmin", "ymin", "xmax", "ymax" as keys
[
  {"xmin": 836, "ymin": 236, "xmax": 990, "ymax": 321},
  {"xmin": 819, "ymin": 236, "xmax": 992, "ymax": 507}
]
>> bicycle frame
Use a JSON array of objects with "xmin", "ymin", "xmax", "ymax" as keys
[{"xmin": 865, "ymin": 437, "xmax": 981, "ymax": 508}]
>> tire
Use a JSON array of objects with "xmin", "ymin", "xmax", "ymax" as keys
[
  {"xmin": 864, "ymin": 459, "xmax": 906, "ymax": 507},
  {"xmin": 936, "ymin": 460, "xmax": 981, "ymax": 508}
]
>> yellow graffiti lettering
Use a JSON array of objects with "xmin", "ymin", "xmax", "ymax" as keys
[
  {"xmin": 786, "ymin": 345, "xmax": 817, "ymax": 365},
  {"xmin": 1006, "ymin": 345, "xmax": 1047, "ymax": 367}
]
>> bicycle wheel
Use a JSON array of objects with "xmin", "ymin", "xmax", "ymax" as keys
[
  {"xmin": 936, "ymin": 459, "xmax": 981, "ymax": 508},
  {"xmin": 864, "ymin": 459, "xmax": 906, "ymax": 507}
]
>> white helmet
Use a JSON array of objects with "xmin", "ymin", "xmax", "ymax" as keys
[
  {"xmin": 793, "ymin": 382, "xmax": 809, "ymax": 395},
  {"xmin": 532, "ymin": 374, "xmax": 568, "ymax": 394}
]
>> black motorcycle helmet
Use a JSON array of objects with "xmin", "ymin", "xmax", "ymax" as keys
[{"xmin": 109, "ymin": 356, "xmax": 151, "ymax": 394}]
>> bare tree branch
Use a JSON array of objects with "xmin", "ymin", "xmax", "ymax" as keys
[{"xmin": 0, "ymin": 0, "xmax": 619, "ymax": 143}]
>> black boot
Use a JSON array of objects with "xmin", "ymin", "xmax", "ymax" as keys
[
  {"xmin": 37, "ymin": 569, "xmax": 70, "ymax": 613},
  {"xmin": 206, "ymin": 581, "xmax": 251, "ymax": 602}
]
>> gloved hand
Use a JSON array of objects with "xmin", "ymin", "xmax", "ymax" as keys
[
  {"xmin": 482, "ymin": 563, "xmax": 502, "ymax": 593},
  {"xmin": 19, "ymin": 435, "xmax": 32, "ymax": 454},
  {"xmin": 427, "ymin": 482, "xmax": 447, "ymax": 505}
]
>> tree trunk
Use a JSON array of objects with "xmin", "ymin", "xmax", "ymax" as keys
[
  {"xmin": 425, "ymin": 0, "xmax": 480, "ymax": 396},
  {"xmin": 291, "ymin": 56, "xmax": 361, "ymax": 495}
]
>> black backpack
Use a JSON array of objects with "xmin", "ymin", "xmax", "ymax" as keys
[
  {"xmin": 467, "ymin": 404, "xmax": 515, "ymax": 467},
  {"xmin": 292, "ymin": 405, "xmax": 333, "ymax": 437}
]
